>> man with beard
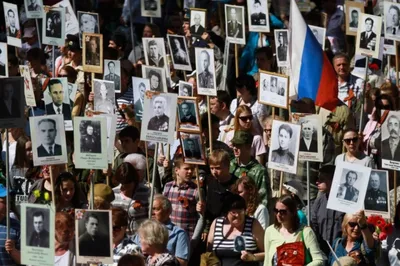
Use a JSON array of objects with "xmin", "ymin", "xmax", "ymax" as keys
[
  {"xmin": 299, "ymin": 120, "xmax": 318, "ymax": 152},
  {"xmin": 180, "ymin": 102, "xmax": 196, "ymax": 124},
  {"xmin": 336, "ymin": 171, "xmax": 359, "ymax": 202},
  {"xmin": 147, "ymin": 96, "xmax": 169, "ymax": 132},
  {"xmin": 6, "ymin": 9, "xmax": 21, "ymax": 38},
  {"xmin": 28, "ymin": 211, "xmax": 49, "ymax": 248},
  {"xmin": 79, "ymin": 213, "xmax": 110, "ymax": 257},
  {"xmin": 364, "ymin": 172, "xmax": 388, "ymax": 211},
  {"xmin": 382, "ymin": 115, "xmax": 400, "ymax": 161},
  {"xmin": 147, "ymin": 40, "xmax": 164, "ymax": 67}
]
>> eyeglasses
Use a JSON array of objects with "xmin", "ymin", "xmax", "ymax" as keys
[
  {"xmin": 273, "ymin": 208, "xmax": 288, "ymax": 215},
  {"xmin": 343, "ymin": 137, "xmax": 358, "ymax": 144},
  {"xmin": 263, "ymin": 128, "xmax": 272, "ymax": 133},
  {"xmin": 348, "ymin": 222, "xmax": 359, "ymax": 228},
  {"xmin": 239, "ymin": 115, "xmax": 253, "ymax": 122}
]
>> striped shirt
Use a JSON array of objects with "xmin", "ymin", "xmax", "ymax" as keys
[
  {"xmin": 116, "ymin": 86, "xmax": 134, "ymax": 132},
  {"xmin": 0, "ymin": 218, "xmax": 20, "ymax": 266}
]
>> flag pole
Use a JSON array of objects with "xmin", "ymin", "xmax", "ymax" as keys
[
  {"xmin": 5, "ymin": 129, "xmax": 10, "ymax": 238},
  {"xmin": 148, "ymin": 143, "xmax": 159, "ymax": 218},
  {"xmin": 358, "ymin": 56, "xmax": 369, "ymax": 133},
  {"xmin": 35, "ymin": 19, "xmax": 42, "ymax": 49},
  {"xmin": 207, "ymin": 96, "xmax": 213, "ymax": 153}
]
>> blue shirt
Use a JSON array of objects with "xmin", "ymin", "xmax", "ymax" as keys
[
  {"xmin": 0, "ymin": 218, "xmax": 20, "ymax": 266},
  {"xmin": 329, "ymin": 237, "xmax": 376, "ymax": 266}
]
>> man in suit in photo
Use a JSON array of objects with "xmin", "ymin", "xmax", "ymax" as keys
[
  {"xmin": 227, "ymin": 8, "xmax": 243, "ymax": 38},
  {"xmin": 37, "ymin": 118, "xmax": 62, "ymax": 157},
  {"xmin": 134, "ymin": 82, "xmax": 146, "ymax": 122},
  {"xmin": 28, "ymin": 211, "xmax": 50, "ymax": 248},
  {"xmin": 336, "ymin": 171, "xmax": 359, "ymax": 203},
  {"xmin": 277, "ymin": 32, "xmax": 288, "ymax": 62},
  {"xmin": 79, "ymin": 213, "xmax": 110, "ymax": 257},
  {"xmin": 359, "ymin": 17, "xmax": 377, "ymax": 50},
  {"xmin": 349, "ymin": 10, "xmax": 359, "ymax": 28},
  {"xmin": 0, "ymin": 83, "xmax": 20, "ymax": 119},
  {"xmin": 382, "ymin": 115, "xmax": 400, "ymax": 161},
  {"xmin": 45, "ymin": 79, "xmax": 72, "ymax": 120},
  {"xmin": 386, "ymin": 5, "xmax": 400, "ymax": 36},
  {"xmin": 198, "ymin": 50, "xmax": 214, "ymax": 89},
  {"xmin": 250, "ymin": 0, "xmax": 267, "ymax": 26},
  {"xmin": 299, "ymin": 120, "xmax": 318, "ymax": 152},
  {"xmin": 184, "ymin": 139, "xmax": 201, "ymax": 159},
  {"xmin": 104, "ymin": 61, "xmax": 120, "ymax": 91},
  {"xmin": 190, "ymin": 13, "xmax": 205, "ymax": 36},
  {"xmin": 180, "ymin": 102, "xmax": 197, "ymax": 124},
  {"xmin": 6, "ymin": 9, "xmax": 21, "ymax": 39},
  {"xmin": 27, "ymin": 0, "xmax": 41, "ymax": 11}
]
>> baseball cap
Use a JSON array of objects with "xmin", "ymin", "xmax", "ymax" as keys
[
  {"xmin": 23, "ymin": 27, "xmax": 36, "ymax": 38},
  {"xmin": 231, "ymin": 130, "xmax": 254, "ymax": 145},
  {"xmin": 0, "ymin": 184, "xmax": 7, "ymax": 198}
]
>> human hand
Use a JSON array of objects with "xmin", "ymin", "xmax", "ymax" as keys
[
  {"xmin": 5, "ymin": 239, "xmax": 15, "ymax": 253},
  {"xmin": 157, "ymin": 155, "xmax": 166, "ymax": 166},
  {"xmin": 241, "ymin": 251, "xmax": 256, "ymax": 261},
  {"xmin": 201, "ymin": 232, "xmax": 208, "ymax": 242},
  {"xmin": 88, "ymin": 91, "xmax": 94, "ymax": 102},
  {"xmin": 355, "ymin": 210, "xmax": 367, "ymax": 227},
  {"xmin": 196, "ymin": 201, "xmax": 205, "ymax": 214}
]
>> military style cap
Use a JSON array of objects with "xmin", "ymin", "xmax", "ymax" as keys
[
  {"xmin": 231, "ymin": 130, "xmax": 253, "ymax": 145},
  {"xmin": 94, "ymin": 184, "xmax": 115, "ymax": 203}
]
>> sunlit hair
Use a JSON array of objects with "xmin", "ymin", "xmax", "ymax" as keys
[
  {"xmin": 208, "ymin": 149, "xmax": 230, "ymax": 166},
  {"xmin": 341, "ymin": 213, "xmax": 356, "ymax": 237},
  {"xmin": 234, "ymin": 105, "xmax": 253, "ymax": 131},
  {"xmin": 274, "ymin": 195, "xmax": 300, "ymax": 231},
  {"xmin": 231, "ymin": 176, "xmax": 260, "ymax": 216},
  {"xmin": 138, "ymin": 219, "xmax": 169, "ymax": 249},
  {"xmin": 112, "ymin": 207, "xmax": 128, "ymax": 228}
]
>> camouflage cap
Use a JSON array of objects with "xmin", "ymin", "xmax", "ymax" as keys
[{"xmin": 231, "ymin": 130, "xmax": 253, "ymax": 145}]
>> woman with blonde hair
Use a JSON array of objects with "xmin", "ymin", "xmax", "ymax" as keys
[{"xmin": 224, "ymin": 105, "xmax": 266, "ymax": 164}]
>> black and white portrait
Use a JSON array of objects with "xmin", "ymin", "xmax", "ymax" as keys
[
  {"xmin": 147, "ymin": 95, "xmax": 170, "ymax": 132},
  {"xmin": 0, "ymin": 77, "xmax": 24, "ymax": 128},
  {"xmin": 36, "ymin": 118, "xmax": 62, "ymax": 158},
  {"xmin": 296, "ymin": 114, "xmax": 323, "ymax": 162},
  {"xmin": 3, "ymin": 2, "xmax": 22, "ymax": 47},
  {"xmin": 268, "ymin": 120, "xmax": 301, "ymax": 174},
  {"xmin": 181, "ymin": 132, "xmax": 206, "ymax": 164},
  {"xmin": 259, "ymin": 71, "xmax": 288, "ymax": 109},
  {"xmin": 190, "ymin": 9, "xmax": 206, "ymax": 36},
  {"xmin": 167, "ymin": 34, "xmax": 192, "ymax": 71},
  {"xmin": 309, "ymin": 25, "xmax": 326, "ymax": 49},
  {"xmin": 132, "ymin": 77, "xmax": 150, "ymax": 122},
  {"xmin": 44, "ymin": 78, "xmax": 72, "ymax": 122},
  {"xmin": 381, "ymin": 111, "xmax": 400, "ymax": 170},
  {"xmin": 178, "ymin": 97, "xmax": 200, "ymax": 132},
  {"xmin": 142, "ymin": 65, "xmax": 167, "ymax": 93},
  {"xmin": 364, "ymin": 170, "xmax": 390, "ymax": 217},
  {"xmin": 77, "ymin": 11, "xmax": 100, "ymax": 47},
  {"xmin": 356, "ymin": 13, "xmax": 382, "ymax": 59},
  {"xmin": 247, "ymin": 0, "xmax": 270, "ymax": 32},
  {"xmin": 79, "ymin": 120, "xmax": 102, "ymax": 153},
  {"xmin": 327, "ymin": 162, "xmax": 371, "ymax": 214},
  {"xmin": 234, "ymin": 236, "xmax": 246, "ymax": 252},
  {"xmin": 345, "ymin": 1, "xmax": 364, "ymax": 36},
  {"xmin": 274, "ymin": 30, "xmax": 289, "ymax": 67},
  {"xmin": 225, "ymin": 5, "xmax": 246, "ymax": 45},
  {"xmin": 26, "ymin": 207, "xmax": 50, "ymax": 248},
  {"xmin": 42, "ymin": 7, "xmax": 65, "ymax": 47},
  {"xmin": 103, "ymin": 60, "xmax": 121, "ymax": 93},
  {"xmin": 384, "ymin": 2, "xmax": 400, "ymax": 42},
  {"xmin": 75, "ymin": 210, "xmax": 112, "ymax": 263},
  {"xmin": 141, "ymin": 0, "xmax": 161, "ymax": 18},
  {"xmin": 25, "ymin": 0, "xmax": 43, "ymax": 18},
  {"xmin": 143, "ymin": 37, "xmax": 166, "ymax": 68},
  {"xmin": 94, "ymin": 79, "xmax": 115, "ymax": 114},
  {"xmin": 184, "ymin": 0, "xmax": 195, "ymax": 10},
  {"xmin": 384, "ymin": 38, "xmax": 396, "ymax": 55},
  {"xmin": 0, "ymin": 43, "xmax": 8, "ymax": 77},
  {"xmin": 53, "ymin": 0, "xmax": 79, "ymax": 36},
  {"xmin": 178, "ymin": 81, "xmax": 193, "ymax": 97},
  {"xmin": 82, "ymin": 33, "xmax": 103, "ymax": 73},
  {"xmin": 195, "ymin": 47, "xmax": 217, "ymax": 96}
]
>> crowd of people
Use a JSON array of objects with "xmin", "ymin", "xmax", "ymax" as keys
[{"xmin": 1, "ymin": 0, "xmax": 400, "ymax": 266}]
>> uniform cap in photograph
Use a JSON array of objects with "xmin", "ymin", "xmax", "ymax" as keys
[
  {"xmin": 66, "ymin": 34, "xmax": 81, "ymax": 51},
  {"xmin": 231, "ymin": 130, "xmax": 254, "ymax": 145},
  {"xmin": 94, "ymin": 184, "xmax": 115, "ymax": 203},
  {"xmin": 23, "ymin": 27, "xmax": 36, "ymax": 38}
]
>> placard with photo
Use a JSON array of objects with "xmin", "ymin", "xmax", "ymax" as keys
[
  {"xmin": 93, "ymin": 79, "xmax": 115, "ymax": 115},
  {"xmin": 75, "ymin": 209, "xmax": 113, "ymax": 264},
  {"xmin": 25, "ymin": 0, "xmax": 43, "ymax": 18},
  {"xmin": 140, "ymin": 91, "xmax": 178, "ymax": 144},
  {"xmin": 189, "ymin": 9, "xmax": 206, "ymax": 36},
  {"xmin": 364, "ymin": 169, "xmax": 390, "ymax": 218},
  {"xmin": 103, "ymin": 60, "xmax": 121, "ymax": 93},
  {"xmin": 143, "ymin": 37, "xmax": 167, "ymax": 68},
  {"xmin": 142, "ymin": 65, "xmax": 167, "ymax": 93},
  {"xmin": 178, "ymin": 81, "xmax": 194, "ymax": 96},
  {"xmin": 82, "ymin": 33, "xmax": 103, "ymax": 73},
  {"xmin": 19, "ymin": 65, "xmax": 36, "ymax": 107},
  {"xmin": 195, "ymin": 47, "xmax": 217, "ymax": 96},
  {"xmin": 30, "ymin": 114, "xmax": 68, "ymax": 166},
  {"xmin": 167, "ymin": 34, "xmax": 192, "ymax": 71},
  {"xmin": 42, "ymin": 7, "xmax": 65, "ymax": 47},
  {"xmin": 327, "ymin": 162, "xmax": 371, "ymax": 214},
  {"xmin": 180, "ymin": 132, "xmax": 206, "ymax": 165},
  {"xmin": 3, "ymin": 2, "xmax": 22, "ymax": 47},
  {"xmin": 68, "ymin": 82, "xmax": 78, "ymax": 104},
  {"xmin": 73, "ymin": 116, "xmax": 108, "ymax": 170},
  {"xmin": 384, "ymin": 2, "xmax": 400, "ymax": 42},
  {"xmin": 225, "ymin": 5, "xmax": 246, "ymax": 45},
  {"xmin": 247, "ymin": 0, "xmax": 270, "ymax": 32},
  {"xmin": 77, "ymin": 11, "xmax": 100, "ymax": 47},
  {"xmin": 177, "ymin": 97, "xmax": 201, "ymax": 132},
  {"xmin": 132, "ymin": 77, "xmax": 150, "ymax": 122},
  {"xmin": 383, "ymin": 38, "xmax": 396, "ymax": 55},
  {"xmin": 53, "ymin": 0, "xmax": 79, "ymax": 37},
  {"xmin": 141, "ymin": 0, "xmax": 161, "ymax": 18},
  {"xmin": 274, "ymin": 30, "xmax": 289, "ymax": 67},
  {"xmin": 345, "ymin": 1, "xmax": 364, "ymax": 36},
  {"xmin": 268, "ymin": 120, "xmax": 301, "ymax": 174},
  {"xmin": 0, "ymin": 77, "xmax": 25, "ymax": 128},
  {"xmin": 0, "ymin": 42, "xmax": 8, "ymax": 77},
  {"xmin": 184, "ymin": 0, "xmax": 195, "ymax": 9},
  {"xmin": 381, "ymin": 111, "xmax": 400, "ymax": 170},
  {"xmin": 258, "ymin": 71, "xmax": 288, "ymax": 109},
  {"xmin": 355, "ymin": 13, "xmax": 382, "ymax": 59},
  {"xmin": 21, "ymin": 203, "xmax": 55, "ymax": 266},
  {"xmin": 309, "ymin": 25, "xmax": 326, "ymax": 50},
  {"xmin": 94, "ymin": 114, "xmax": 117, "ymax": 164}
]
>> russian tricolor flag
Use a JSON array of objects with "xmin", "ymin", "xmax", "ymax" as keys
[{"xmin": 289, "ymin": 0, "xmax": 338, "ymax": 111}]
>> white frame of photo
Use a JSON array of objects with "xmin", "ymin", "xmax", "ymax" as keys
[
  {"xmin": 178, "ymin": 81, "xmax": 194, "ymax": 97},
  {"xmin": 19, "ymin": 65, "xmax": 36, "ymax": 107},
  {"xmin": 3, "ymin": 2, "xmax": 22, "ymax": 48},
  {"xmin": 77, "ymin": 11, "xmax": 100, "ymax": 47},
  {"xmin": 355, "ymin": 13, "xmax": 382, "ymax": 59},
  {"xmin": 24, "ymin": 0, "xmax": 44, "ymax": 18},
  {"xmin": 167, "ymin": 34, "xmax": 192, "ymax": 71},
  {"xmin": 258, "ymin": 70, "xmax": 289, "ymax": 109},
  {"xmin": 103, "ymin": 59, "xmax": 121, "ymax": 93},
  {"xmin": 189, "ymin": 8, "xmax": 207, "ymax": 36},
  {"xmin": 53, "ymin": 0, "xmax": 79, "ymax": 37},
  {"xmin": 308, "ymin": 25, "xmax": 326, "ymax": 50},
  {"xmin": 383, "ymin": 2, "xmax": 400, "ymax": 42},
  {"xmin": 42, "ymin": 6, "xmax": 66, "ymax": 46},
  {"xmin": 0, "ymin": 42, "xmax": 9, "ymax": 78},
  {"xmin": 224, "ymin": 4, "xmax": 246, "ymax": 45},
  {"xmin": 141, "ymin": 0, "xmax": 161, "ymax": 18},
  {"xmin": 381, "ymin": 110, "xmax": 400, "ymax": 170},
  {"xmin": 143, "ymin": 37, "xmax": 167, "ymax": 67},
  {"xmin": 274, "ymin": 29, "xmax": 289, "ymax": 68},
  {"xmin": 142, "ymin": 65, "xmax": 168, "ymax": 93},
  {"xmin": 247, "ymin": 0, "xmax": 270, "ymax": 33},
  {"xmin": 132, "ymin": 76, "xmax": 150, "ymax": 122},
  {"xmin": 195, "ymin": 47, "xmax": 217, "ymax": 96},
  {"xmin": 93, "ymin": 78, "xmax": 116, "ymax": 115}
]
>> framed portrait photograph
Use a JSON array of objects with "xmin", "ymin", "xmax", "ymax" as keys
[
  {"xmin": 177, "ymin": 97, "xmax": 201, "ymax": 132},
  {"xmin": 190, "ymin": 9, "xmax": 206, "ymax": 36},
  {"xmin": 167, "ymin": 34, "xmax": 192, "ymax": 71},
  {"xmin": 82, "ymin": 33, "xmax": 103, "ymax": 73},
  {"xmin": 143, "ymin": 37, "xmax": 167, "ymax": 68},
  {"xmin": 180, "ymin": 132, "xmax": 206, "ymax": 165},
  {"xmin": 274, "ymin": 30, "xmax": 289, "ymax": 67},
  {"xmin": 42, "ymin": 7, "xmax": 65, "ymax": 47},
  {"xmin": 345, "ymin": 1, "xmax": 364, "ymax": 36},
  {"xmin": 225, "ymin": 5, "xmax": 246, "ymax": 45},
  {"xmin": 0, "ymin": 77, "xmax": 25, "ymax": 128},
  {"xmin": 381, "ymin": 111, "xmax": 400, "ymax": 170},
  {"xmin": 3, "ymin": 2, "xmax": 22, "ymax": 47},
  {"xmin": 75, "ymin": 209, "xmax": 113, "ymax": 264},
  {"xmin": 142, "ymin": 65, "xmax": 167, "ymax": 93},
  {"xmin": 53, "ymin": 0, "xmax": 79, "ymax": 37},
  {"xmin": 30, "ymin": 114, "xmax": 68, "ymax": 166},
  {"xmin": 355, "ymin": 13, "xmax": 382, "ymax": 59},
  {"xmin": 383, "ymin": 38, "xmax": 396, "ymax": 55},
  {"xmin": 140, "ymin": 91, "xmax": 178, "ymax": 144},
  {"xmin": 0, "ymin": 42, "xmax": 8, "ymax": 77},
  {"xmin": 73, "ymin": 116, "xmax": 108, "ymax": 170},
  {"xmin": 364, "ymin": 169, "xmax": 390, "ymax": 218},
  {"xmin": 309, "ymin": 25, "xmax": 326, "ymax": 50},
  {"xmin": 77, "ymin": 11, "xmax": 100, "ymax": 47},
  {"xmin": 19, "ymin": 65, "xmax": 36, "ymax": 107},
  {"xmin": 93, "ymin": 79, "xmax": 115, "ymax": 115},
  {"xmin": 195, "ymin": 47, "xmax": 217, "ymax": 96},
  {"xmin": 384, "ymin": 2, "xmax": 400, "ymax": 42},
  {"xmin": 268, "ymin": 120, "xmax": 301, "ymax": 174},
  {"xmin": 178, "ymin": 81, "xmax": 193, "ymax": 97},
  {"xmin": 43, "ymin": 78, "xmax": 72, "ymax": 130},
  {"xmin": 21, "ymin": 203, "xmax": 55, "ymax": 266},
  {"xmin": 141, "ymin": 0, "xmax": 161, "ymax": 18},
  {"xmin": 327, "ymin": 162, "xmax": 371, "ymax": 214},
  {"xmin": 132, "ymin": 77, "xmax": 150, "ymax": 122},
  {"xmin": 25, "ymin": 0, "xmax": 43, "ymax": 19},
  {"xmin": 103, "ymin": 60, "xmax": 121, "ymax": 93},
  {"xmin": 258, "ymin": 71, "xmax": 289, "ymax": 109},
  {"xmin": 247, "ymin": 0, "xmax": 270, "ymax": 32},
  {"xmin": 184, "ymin": 0, "xmax": 195, "ymax": 9}
]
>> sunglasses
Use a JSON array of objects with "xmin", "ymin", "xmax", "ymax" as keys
[
  {"xmin": 348, "ymin": 222, "xmax": 359, "ymax": 228},
  {"xmin": 58, "ymin": 74, "xmax": 68, "ymax": 78},
  {"xmin": 263, "ymin": 128, "xmax": 272, "ymax": 133},
  {"xmin": 343, "ymin": 137, "xmax": 358, "ymax": 144},
  {"xmin": 273, "ymin": 208, "xmax": 288, "ymax": 215},
  {"xmin": 239, "ymin": 115, "xmax": 253, "ymax": 122}
]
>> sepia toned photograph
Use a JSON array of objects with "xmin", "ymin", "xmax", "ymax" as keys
[
  {"xmin": 180, "ymin": 132, "xmax": 206, "ymax": 165},
  {"xmin": 82, "ymin": 33, "xmax": 103, "ymax": 73},
  {"xmin": 142, "ymin": 65, "xmax": 167, "ymax": 93},
  {"xmin": 167, "ymin": 34, "xmax": 192, "ymax": 71},
  {"xmin": 190, "ymin": 9, "xmax": 206, "ymax": 36},
  {"xmin": 0, "ymin": 77, "xmax": 25, "ymax": 128},
  {"xmin": 132, "ymin": 77, "xmax": 150, "ymax": 122},
  {"xmin": 177, "ymin": 97, "xmax": 201, "ymax": 132},
  {"xmin": 25, "ymin": 0, "xmax": 43, "ymax": 18},
  {"xmin": 259, "ymin": 71, "xmax": 288, "ymax": 109},
  {"xmin": 195, "ymin": 47, "xmax": 217, "ymax": 96},
  {"xmin": 355, "ymin": 13, "xmax": 382, "ymax": 59},
  {"xmin": 225, "ymin": 5, "xmax": 246, "ymax": 45},
  {"xmin": 0, "ymin": 42, "xmax": 8, "ymax": 77},
  {"xmin": 141, "ymin": 0, "xmax": 161, "ymax": 18},
  {"xmin": 77, "ymin": 11, "xmax": 100, "ymax": 47},
  {"xmin": 247, "ymin": 0, "xmax": 270, "ymax": 32},
  {"xmin": 345, "ymin": 1, "xmax": 364, "ymax": 36},
  {"xmin": 42, "ymin": 7, "xmax": 65, "ymax": 47},
  {"xmin": 274, "ymin": 30, "xmax": 289, "ymax": 67},
  {"xmin": 143, "ymin": 37, "xmax": 167, "ymax": 68},
  {"xmin": 3, "ymin": 2, "xmax": 22, "ymax": 47},
  {"xmin": 364, "ymin": 169, "xmax": 390, "ymax": 218},
  {"xmin": 93, "ymin": 79, "xmax": 115, "ymax": 114},
  {"xmin": 178, "ymin": 81, "xmax": 193, "ymax": 97}
]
